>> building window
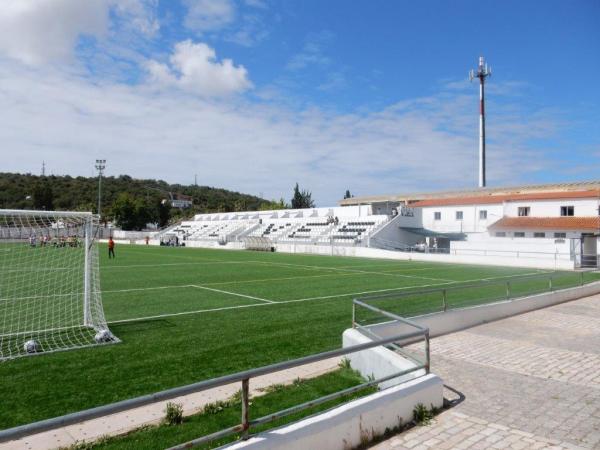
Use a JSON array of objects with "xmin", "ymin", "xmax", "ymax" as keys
[
  {"xmin": 554, "ymin": 232, "xmax": 566, "ymax": 238},
  {"xmin": 434, "ymin": 212, "xmax": 441, "ymax": 220},
  {"xmin": 495, "ymin": 231, "xmax": 506, "ymax": 237},
  {"xmin": 534, "ymin": 232, "xmax": 546, "ymax": 238},
  {"xmin": 518, "ymin": 207, "xmax": 530, "ymax": 217},
  {"xmin": 479, "ymin": 210, "xmax": 487, "ymax": 220},
  {"xmin": 560, "ymin": 206, "xmax": 574, "ymax": 216},
  {"xmin": 514, "ymin": 232, "xmax": 525, "ymax": 238},
  {"xmin": 456, "ymin": 211, "xmax": 463, "ymax": 220}
]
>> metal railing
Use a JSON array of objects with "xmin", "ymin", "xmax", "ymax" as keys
[
  {"xmin": 0, "ymin": 318, "xmax": 430, "ymax": 449},
  {"xmin": 352, "ymin": 299, "xmax": 430, "ymax": 371},
  {"xmin": 354, "ymin": 271, "xmax": 591, "ymax": 320}
]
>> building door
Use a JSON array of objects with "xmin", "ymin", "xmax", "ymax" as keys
[{"xmin": 581, "ymin": 234, "xmax": 598, "ymax": 268}]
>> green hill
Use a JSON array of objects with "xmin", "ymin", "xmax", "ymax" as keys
[{"xmin": 0, "ymin": 172, "xmax": 270, "ymax": 228}]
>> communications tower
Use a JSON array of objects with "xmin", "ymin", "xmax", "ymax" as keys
[{"xmin": 469, "ymin": 56, "xmax": 492, "ymax": 188}]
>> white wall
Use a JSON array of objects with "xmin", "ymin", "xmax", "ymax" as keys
[
  {"xmin": 450, "ymin": 236, "xmax": 573, "ymax": 259},
  {"xmin": 391, "ymin": 208, "xmax": 423, "ymax": 229},
  {"xmin": 342, "ymin": 329, "xmax": 426, "ymax": 390},
  {"xmin": 225, "ymin": 374, "xmax": 443, "ymax": 450},
  {"xmin": 369, "ymin": 214, "xmax": 422, "ymax": 248},
  {"xmin": 273, "ymin": 243, "xmax": 575, "ymax": 270},
  {"xmin": 504, "ymin": 198, "xmax": 600, "ymax": 217},
  {"xmin": 420, "ymin": 204, "xmax": 503, "ymax": 234}
]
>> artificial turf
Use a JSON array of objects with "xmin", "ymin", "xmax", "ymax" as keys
[{"xmin": 0, "ymin": 244, "xmax": 597, "ymax": 430}]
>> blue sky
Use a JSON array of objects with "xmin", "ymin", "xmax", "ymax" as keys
[{"xmin": 0, "ymin": 0, "xmax": 599, "ymax": 206}]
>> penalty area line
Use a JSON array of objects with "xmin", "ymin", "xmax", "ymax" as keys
[
  {"xmin": 189, "ymin": 284, "xmax": 275, "ymax": 303},
  {"xmin": 106, "ymin": 279, "xmax": 459, "ymax": 325}
]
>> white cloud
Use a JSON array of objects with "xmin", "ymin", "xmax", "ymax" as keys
[
  {"xmin": 146, "ymin": 40, "xmax": 252, "ymax": 96},
  {"xmin": 318, "ymin": 72, "xmax": 347, "ymax": 91},
  {"xmin": 0, "ymin": 61, "xmax": 571, "ymax": 206},
  {"xmin": 244, "ymin": 0, "xmax": 268, "ymax": 9},
  {"xmin": 111, "ymin": 0, "xmax": 160, "ymax": 37},
  {"xmin": 286, "ymin": 31, "xmax": 334, "ymax": 71},
  {"xmin": 0, "ymin": 0, "xmax": 160, "ymax": 66},
  {"xmin": 183, "ymin": 0, "xmax": 235, "ymax": 33},
  {"xmin": 0, "ymin": 0, "xmax": 109, "ymax": 65},
  {"xmin": 224, "ymin": 14, "xmax": 269, "ymax": 47}
]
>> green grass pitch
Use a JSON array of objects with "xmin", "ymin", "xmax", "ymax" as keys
[{"xmin": 0, "ymin": 243, "xmax": 596, "ymax": 430}]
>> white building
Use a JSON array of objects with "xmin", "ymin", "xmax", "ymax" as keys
[{"xmin": 341, "ymin": 181, "xmax": 600, "ymax": 267}]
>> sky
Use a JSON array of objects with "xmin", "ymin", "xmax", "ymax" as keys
[{"xmin": 0, "ymin": 0, "xmax": 599, "ymax": 206}]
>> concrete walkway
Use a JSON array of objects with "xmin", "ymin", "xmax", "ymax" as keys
[
  {"xmin": 0, "ymin": 357, "xmax": 341, "ymax": 450},
  {"xmin": 372, "ymin": 294, "xmax": 600, "ymax": 450}
]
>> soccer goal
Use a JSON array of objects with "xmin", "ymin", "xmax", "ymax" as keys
[{"xmin": 0, "ymin": 209, "xmax": 118, "ymax": 361}]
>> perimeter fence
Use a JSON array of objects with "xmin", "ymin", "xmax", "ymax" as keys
[{"xmin": 353, "ymin": 270, "xmax": 599, "ymax": 327}]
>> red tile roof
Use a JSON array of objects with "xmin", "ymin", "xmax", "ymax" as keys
[
  {"xmin": 409, "ymin": 190, "xmax": 600, "ymax": 207},
  {"xmin": 489, "ymin": 216, "xmax": 600, "ymax": 231}
]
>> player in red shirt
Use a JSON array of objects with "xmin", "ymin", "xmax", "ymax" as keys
[{"xmin": 108, "ymin": 237, "xmax": 115, "ymax": 259}]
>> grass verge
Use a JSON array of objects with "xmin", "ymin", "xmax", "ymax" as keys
[{"xmin": 64, "ymin": 367, "xmax": 375, "ymax": 450}]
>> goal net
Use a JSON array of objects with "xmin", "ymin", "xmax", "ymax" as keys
[{"xmin": 0, "ymin": 209, "xmax": 118, "ymax": 361}]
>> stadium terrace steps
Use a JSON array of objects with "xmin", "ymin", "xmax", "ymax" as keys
[{"xmin": 162, "ymin": 213, "xmax": 389, "ymax": 246}]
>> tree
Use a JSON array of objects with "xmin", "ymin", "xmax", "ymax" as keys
[
  {"xmin": 112, "ymin": 193, "xmax": 137, "ymax": 230},
  {"xmin": 343, "ymin": 190, "xmax": 353, "ymax": 199},
  {"xmin": 291, "ymin": 183, "xmax": 315, "ymax": 209},
  {"xmin": 157, "ymin": 200, "xmax": 171, "ymax": 227},
  {"xmin": 112, "ymin": 193, "xmax": 157, "ymax": 230},
  {"xmin": 233, "ymin": 198, "xmax": 246, "ymax": 212},
  {"xmin": 259, "ymin": 198, "xmax": 289, "ymax": 211},
  {"xmin": 32, "ymin": 180, "xmax": 54, "ymax": 210}
]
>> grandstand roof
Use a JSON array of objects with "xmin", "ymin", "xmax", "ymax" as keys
[
  {"xmin": 338, "ymin": 180, "xmax": 600, "ymax": 206},
  {"xmin": 489, "ymin": 216, "xmax": 600, "ymax": 231}
]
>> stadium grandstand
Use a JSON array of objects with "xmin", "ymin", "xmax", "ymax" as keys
[{"xmin": 157, "ymin": 180, "xmax": 600, "ymax": 269}]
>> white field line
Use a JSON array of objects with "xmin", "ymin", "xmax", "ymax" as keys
[
  {"xmin": 196, "ymin": 267, "xmax": 452, "ymax": 287},
  {"xmin": 107, "ymin": 280, "xmax": 456, "ymax": 325},
  {"xmin": 0, "ymin": 270, "xmax": 555, "ymax": 303},
  {"xmin": 0, "ymin": 285, "xmax": 195, "ymax": 302},
  {"xmin": 101, "ymin": 261, "xmax": 250, "ymax": 270},
  {"xmin": 107, "ymin": 271, "xmax": 547, "ymax": 324},
  {"xmin": 246, "ymin": 260, "xmax": 455, "ymax": 283},
  {"xmin": 189, "ymin": 284, "xmax": 275, "ymax": 303},
  {"xmin": 200, "ymin": 272, "xmax": 363, "ymax": 286},
  {"xmin": 101, "ymin": 285, "xmax": 195, "ymax": 294},
  {"xmin": 334, "ymin": 261, "xmax": 430, "ymax": 269},
  {"xmin": 5, "ymin": 267, "xmax": 74, "ymax": 273}
]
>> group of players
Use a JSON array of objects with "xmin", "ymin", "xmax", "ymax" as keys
[
  {"xmin": 27, "ymin": 234, "xmax": 117, "ymax": 259},
  {"xmin": 29, "ymin": 234, "xmax": 82, "ymax": 248}
]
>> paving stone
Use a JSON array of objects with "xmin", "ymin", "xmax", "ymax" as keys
[{"xmin": 372, "ymin": 293, "xmax": 600, "ymax": 450}]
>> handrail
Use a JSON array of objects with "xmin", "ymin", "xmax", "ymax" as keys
[
  {"xmin": 0, "ymin": 321, "xmax": 429, "ymax": 446},
  {"xmin": 357, "ymin": 270, "xmax": 585, "ymax": 303},
  {"xmin": 353, "ymin": 271, "xmax": 593, "ymax": 323}
]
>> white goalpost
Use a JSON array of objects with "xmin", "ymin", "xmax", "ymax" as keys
[{"xmin": 0, "ymin": 209, "xmax": 118, "ymax": 361}]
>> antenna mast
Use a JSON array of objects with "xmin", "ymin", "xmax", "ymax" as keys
[{"xmin": 470, "ymin": 56, "xmax": 492, "ymax": 188}]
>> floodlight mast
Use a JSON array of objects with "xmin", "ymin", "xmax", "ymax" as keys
[
  {"xmin": 95, "ymin": 159, "xmax": 106, "ymax": 219},
  {"xmin": 470, "ymin": 56, "xmax": 492, "ymax": 188}
]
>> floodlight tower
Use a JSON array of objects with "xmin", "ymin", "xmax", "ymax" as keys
[
  {"xmin": 95, "ymin": 159, "xmax": 106, "ymax": 218},
  {"xmin": 469, "ymin": 56, "xmax": 492, "ymax": 188}
]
